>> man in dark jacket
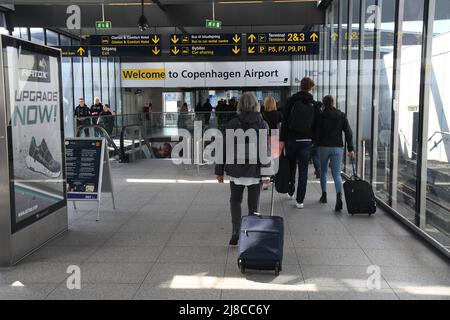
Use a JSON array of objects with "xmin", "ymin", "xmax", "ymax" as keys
[
  {"xmin": 215, "ymin": 92, "xmax": 271, "ymax": 246},
  {"xmin": 202, "ymin": 99, "xmax": 213, "ymax": 126},
  {"xmin": 90, "ymin": 97, "xmax": 103, "ymax": 125},
  {"xmin": 280, "ymin": 77, "xmax": 321, "ymax": 209},
  {"xmin": 74, "ymin": 98, "xmax": 91, "ymax": 135}
]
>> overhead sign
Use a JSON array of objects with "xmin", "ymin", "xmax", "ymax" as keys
[
  {"xmin": 95, "ymin": 21, "xmax": 112, "ymax": 29},
  {"xmin": 246, "ymin": 32, "xmax": 320, "ymax": 55},
  {"xmin": 170, "ymin": 33, "xmax": 242, "ymax": 57},
  {"xmin": 121, "ymin": 61, "xmax": 291, "ymax": 88},
  {"xmin": 87, "ymin": 34, "xmax": 161, "ymax": 57},
  {"xmin": 89, "ymin": 34, "xmax": 161, "ymax": 46},
  {"xmin": 90, "ymin": 46, "xmax": 161, "ymax": 57},
  {"xmin": 59, "ymin": 46, "xmax": 88, "ymax": 57}
]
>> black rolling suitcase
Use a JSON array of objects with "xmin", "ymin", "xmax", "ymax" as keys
[
  {"xmin": 238, "ymin": 181, "xmax": 284, "ymax": 275},
  {"xmin": 274, "ymin": 151, "xmax": 290, "ymax": 194},
  {"xmin": 344, "ymin": 160, "xmax": 376, "ymax": 216}
]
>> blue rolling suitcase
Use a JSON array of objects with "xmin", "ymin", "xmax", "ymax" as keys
[{"xmin": 237, "ymin": 182, "xmax": 284, "ymax": 275}]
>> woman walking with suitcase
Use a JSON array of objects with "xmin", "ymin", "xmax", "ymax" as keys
[
  {"xmin": 316, "ymin": 95, "xmax": 355, "ymax": 211},
  {"xmin": 215, "ymin": 92, "xmax": 271, "ymax": 246}
]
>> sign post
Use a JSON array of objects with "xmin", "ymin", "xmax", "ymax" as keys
[
  {"xmin": 246, "ymin": 32, "xmax": 320, "ymax": 56},
  {"xmin": 170, "ymin": 33, "xmax": 242, "ymax": 57},
  {"xmin": 65, "ymin": 138, "xmax": 116, "ymax": 221}
]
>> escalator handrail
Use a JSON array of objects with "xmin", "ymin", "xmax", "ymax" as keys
[{"xmin": 76, "ymin": 124, "xmax": 120, "ymax": 155}]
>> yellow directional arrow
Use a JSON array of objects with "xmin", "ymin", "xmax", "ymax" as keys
[
  {"xmin": 331, "ymin": 32, "xmax": 338, "ymax": 41},
  {"xmin": 232, "ymin": 34, "xmax": 241, "ymax": 43},
  {"xmin": 310, "ymin": 33, "xmax": 319, "ymax": 42},
  {"xmin": 152, "ymin": 35, "xmax": 160, "ymax": 44},
  {"xmin": 77, "ymin": 47, "xmax": 85, "ymax": 56},
  {"xmin": 171, "ymin": 46, "xmax": 180, "ymax": 55},
  {"xmin": 232, "ymin": 46, "xmax": 240, "ymax": 55},
  {"xmin": 248, "ymin": 46, "xmax": 255, "ymax": 54},
  {"xmin": 152, "ymin": 47, "xmax": 160, "ymax": 55},
  {"xmin": 248, "ymin": 34, "xmax": 256, "ymax": 43},
  {"xmin": 171, "ymin": 35, "xmax": 179, "ymax": 44}
]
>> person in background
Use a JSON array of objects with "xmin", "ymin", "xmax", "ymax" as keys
[
  {"xmin": 99, "ymin": 104, "xmax": 115, "ymax": 136},
  {"xmin": 215, "ymin": 92, "xmax": 271, "ymax": 246},
  {"xmin": 316, "ymin": 95, "xmax": 355, "ymax": 211},
  {"xmin": 74, "ymin": 98, "xmax": 91, "ymax": 135},
  {"xmin": 202, "ymin": 98, "xmax": 213, "ymax": 126},
  {"xmin": 262, "ymin": 96, "xmax": 283, "ymax": 132},
  {"xmin": 178, "ymin": 102, "xmax": 189, "ymax": 129},
  {"xmin": 262, "ymin": 96, "xmax": 283, "ymax": 191},
  {"xmin": 279, "ymin": 77, "xmax": 321, "ymax": 209},
  {"xmin": 90, "ymin": 97, "xmax": 103, "ymax": 124}
]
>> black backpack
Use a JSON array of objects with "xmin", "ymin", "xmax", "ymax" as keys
[{"xmin": 288, "ymin": 98, "xmax": 316, "ymax": 136}]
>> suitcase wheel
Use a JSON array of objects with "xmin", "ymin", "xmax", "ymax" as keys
[
  {"xmin": 238, "ymin": 259, "xmax": 246, "ymax": 274},
  {"xmin": 240, "ymin": 265, "xmax": 246, "ymax": 274},
  {"xmin": 274, "ymin": 261, "xmax": 281, "ymax": 276}
]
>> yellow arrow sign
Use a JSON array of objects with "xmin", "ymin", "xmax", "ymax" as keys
[
  {"xmin": 248, "ymin": 34, "xmax": 256, "ymax": 43},
  {"xmin": 152, "ymin": 47, "xmax": 160, "ymax": 55},
  {"xmin": 248, "ymin": 46, "xmax": 255, "ymax": 54},
  {"xmin": 310, "ymin": 33, "xmax": 319, "ymax": 42},
  {"xmin": 232, "ymin": 46, "xmax": 240, "ymax": 55},
  {"xmin": 232, "ymin": 34, "xmax": 241, "ymax": 43},
  {"xmin": 171, "ymin": 46, "xmax": 180, "ymax": 55},
  {"xmin": 331, "ymin": 32, "xmax": 338, "ymax": 41},
  {"xmin": 152, "ymin": 35, "xmax": 160, "ymax": 44},
  {"xmin": 171, "ymin": 35, "xmax": 179, "ymax": 44},
  {"xmin": 77, "ymin": 47, "xmax": 85, "ymax": 56}
]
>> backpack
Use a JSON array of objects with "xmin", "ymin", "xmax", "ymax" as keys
[{"xmin": 288, "ymin": 98, "xmax": 316, "ymax": 136}]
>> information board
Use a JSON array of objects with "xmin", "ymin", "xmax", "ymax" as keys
[
  {"xmin": 170, "ymin": 33, "xmax": 242, "ymax": 57},
  {"xmin": 65, "ymin": 139, "xmax": 104, "ymax": 201},
  {"xmin": 246, "ymin": 32, "xmax": 320, "ymax": 55}
]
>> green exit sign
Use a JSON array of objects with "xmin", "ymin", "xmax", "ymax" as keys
[
  {"xmin": 206, "ymin": 19, "xmax": 222, "ymax": 29},
  {"xmin": 96, "ymin": 21, "xmax": 112, "ymax": 29}
]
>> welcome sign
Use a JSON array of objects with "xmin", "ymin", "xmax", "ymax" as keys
[{"xmin": 121, "ymin": 61, "xmax": 291, "ymax": 88}]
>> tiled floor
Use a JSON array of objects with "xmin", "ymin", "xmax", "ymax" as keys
[{"xmin": 0, "ymin": 160, "xmax": 449, "ymax": 300}]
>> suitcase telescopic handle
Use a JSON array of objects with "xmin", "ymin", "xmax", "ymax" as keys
[
  {"xmin": 271, "ymin": 176, "xmax": 275, "ymax": 216},
  {"xmin": 351, "ymin": 158, "xmax": 360, "ymax": 180}
]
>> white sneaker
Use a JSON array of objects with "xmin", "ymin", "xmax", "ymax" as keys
[{"xmin": 296, "ymin": 203, "xmax": 304, "ymax": 209}]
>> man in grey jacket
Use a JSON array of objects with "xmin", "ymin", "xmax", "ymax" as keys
[{"xmin": 215, "ymin": 92, "xmax": 271, "ymax": 246}]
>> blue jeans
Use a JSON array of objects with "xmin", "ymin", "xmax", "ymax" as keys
[
  {"xmin": 318, "ymin": 147, "xmax": 344, "ymax": 194},
  {"xmin": 286, "ymin": 141, "xmax": 312, "ymax": 203}
]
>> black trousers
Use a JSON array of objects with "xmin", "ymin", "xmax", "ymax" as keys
[{"xmin": 229, "ymin": 181, "xmax": 262, "ymax": 234}]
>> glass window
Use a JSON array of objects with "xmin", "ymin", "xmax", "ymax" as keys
[
  {"xmin": 62, "ymin": 57, "xmax": 74, "ymax": 137},
  {"xmin": 425, "ymin": 0, "xmax": 450, "ymax": 246},
  {"xmin": 345, "ymin": 0, "xmax": 361, "ymax": 173},
  {"xmin": 337, "ymin": 0, "xmax": 349, "ymax": 111},
  {"xmin": 73, "ymin": 57, "xmax": 84, "ymax": 135},
  {"xmin": 108, "ymin": 57, "xmax": 116, "ymax": 111},
  {"xmin": 60, "ymin": 34, "xmax": 71, "ymax": 46},
  {"xmin": 360, "ymin": 0, "xmax": 377, "ymax": 182},
  {"xmin": 373, "ymin": 0, "xmax": 396, "ymax": 203},
  {"xmin": 29, "ymin": 28, "xmax": 44, "ymax": 44},
  {"xmin": 101, "ymin": 57, "xmax": 109, "ymax": 104},
  {"xmin": 330, "ymin": 0, "xmax": 339, "ymax": 98},
  {"xmin": 46, "ymin": 29, "xmax": 59, "ymax": 46},
  {"xmin": 84, "ymin": 56, "xmax": 93, "ymax": 107},
  {"xmin": 393, "ymin": 1, "xmax": 425, "ymax": 220},
  {"xmin": 115, "ymin": 58, "xmax": 122, "ymax": 115},
  {"xmin": 92, "ymin": 57, "xmax": 101, "ymax": 103}
]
